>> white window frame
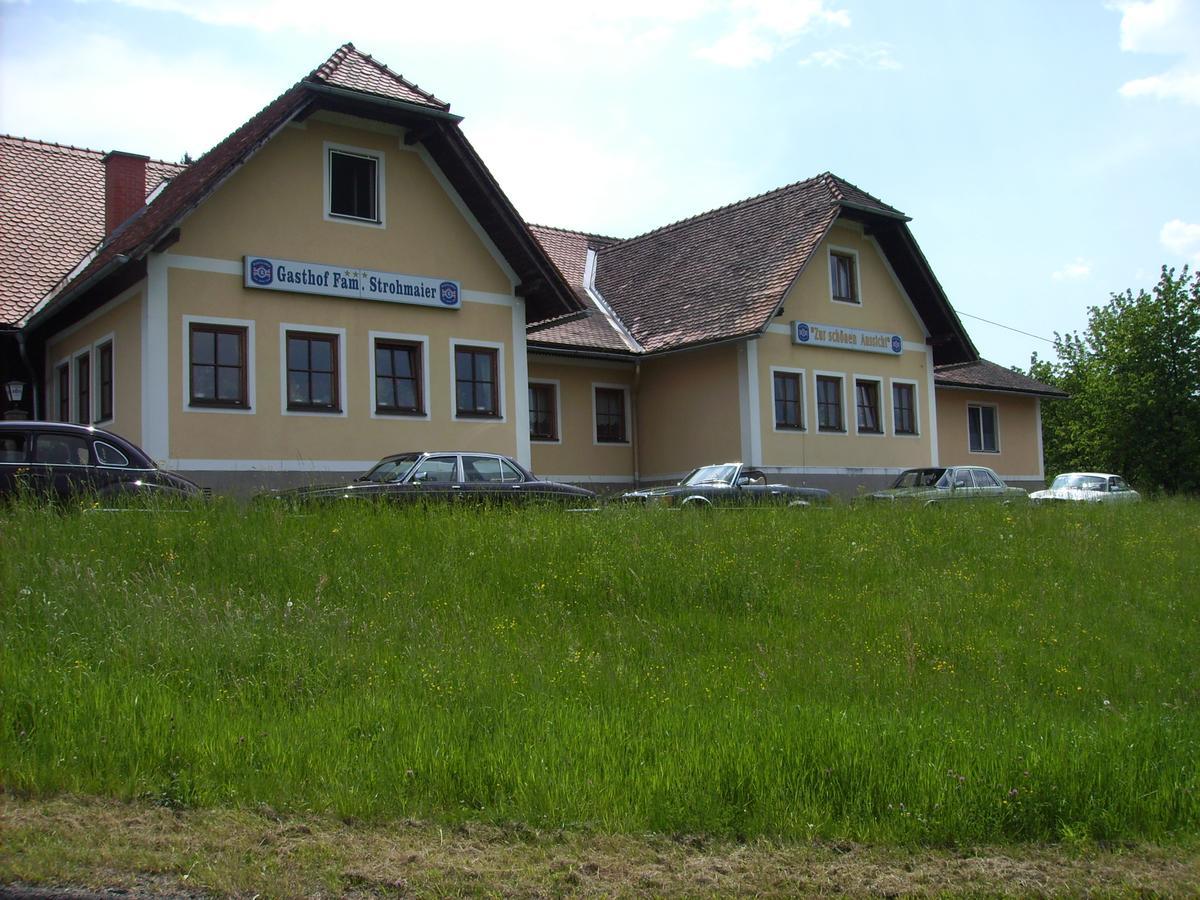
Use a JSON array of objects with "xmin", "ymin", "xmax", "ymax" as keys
[
  {"xmin": 769, "ymin": 366, "xmax": 807, "ymax": 433},
  {"xmin": 852, "ymin": 374, "xmax": 886, "ymax": 437},
  {"xmin": 449, "ymin": 338, "xmax": 506, "ymax": 423},
  {"xmin": 280, "ymin": 324, "xmax": 347, "ymax": 418},
  {"xmin": 323, "ymin": 141, "xmax": 386, "ymax": 229},
  {"xmin": 828, "ymin": 245, "xmax": 863, "ymax": 306},
  {"xmin": 182, "ymin": 315, "xmax": 256, "ymax": 415},
  {"xmin": 967, "ymin": 403, "xmax": 1001, "ymax": 454},
  {"xmin": 813, "ymin": 370, "xmax": 847, "ymax": 435},
  {"xmin": 591, "ymin": 382, "xmax": 632, "ymax": 446},
  {"xmin": 92, "ymin": 332, "xmax": 116, "ymax": 425},
  {"xmin": 368, "ymin": 331, "xmax": 430, "ymax": 421},
  {"xmin": 889, "ymin": 377, "xmax": 921, "ymax": 437},
  {"xmin": 528, "ymin": 378, "xmax": 562, "ymax": 444}
]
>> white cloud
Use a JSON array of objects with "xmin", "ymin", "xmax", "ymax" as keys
[
  {"xmin": 1051, "ymin": 258, "xmax": 1093, "ymax": 282},
  {"xmin": 695, "ymin": 0, "xmax": 851, "ymax": 67},
  {"xmin": 1160, "ymin": 219, "xmax": 1200, "ymax": 263},
  {"xmin": 798, "ymin": 44, "xmax": 900, "ymax": 70},
  {"xmin": 1111, "ymin": 0, "xmax": 1200, "ymax": 105}
]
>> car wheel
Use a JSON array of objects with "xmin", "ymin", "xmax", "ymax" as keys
[
  {"xmin": 681, "ymin": 496, "xmax": 711, "ymax": 509},
  {"xmin": 787, "ymin": 499, "xmax": 810, "ymax": 508}
]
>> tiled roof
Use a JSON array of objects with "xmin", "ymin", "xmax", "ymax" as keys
[
  {"xmin": 310, "ymin": 43, "xmax": 450, "ymax": 111},
  {"xmin": 0, "ymin": 137, "xmax": 183, "ymax": 324},
  {"xmin": 593, "ymin": 174, "xmax": 844, "ymax": 353},
  {"xmin": 526, "ymin": 225, "xmax": 633, "ymax": 354},
  {"xmin": 935, "ymin": 359, "xmax": 1067, "ymax": 397}
]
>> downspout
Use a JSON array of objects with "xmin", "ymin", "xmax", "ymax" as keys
[{"xmin": 632, "ymin": 361, "xmax": 641, "ymax": 488}]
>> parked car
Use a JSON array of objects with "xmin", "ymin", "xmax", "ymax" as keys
[
  {"xmin": 620, "ymin": 462, "xmax": 830, "ymax": 508},
  {"xmin": 0, "ymin": 421, "xmax": 202, "ymax": 501},
  {"xmin": 1029, "ymin": 472, "xmax": 1140, "ymax": 503},
  {"xmin": 261, "ymin": 451, "xmax": 596, "ymax": 505},
  {"xmin": 867, "ymin": 466, "xmax": 1027, "ymax": 505}
]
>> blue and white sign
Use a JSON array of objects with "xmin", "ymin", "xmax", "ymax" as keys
[
  {"xmin": 792, "ymin": 321, "xmax": 904, "ymax": 355},
  {"xmin": 243, "ymin": 256, "xmax": 461, "ymax": 310}
]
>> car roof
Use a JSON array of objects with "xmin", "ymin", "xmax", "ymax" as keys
[{"xmin": 1055, "ymin": 471, "xmax": 1120, "ymax": 479}]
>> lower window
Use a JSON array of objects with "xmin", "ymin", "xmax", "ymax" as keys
[
  {"xmin": 97, "ymin": 341, "xmax": 114, "ymax": 422},
  {"xmin": 595, "ymin": 387, "xmax": 627, "ymax": 443},
  {"xmin": 189, "ymin": 324, "xmax": 248, "ymax": 408},
  {"xmin": 855, "ymin": 379, "xmax": 882, "ymax": 434},
  {"xmin": 287, "ymin": 331, "xmax": 340, "ymax": 412},
  {"xmin": 74, "ymin": 353, "xmax": 90, "ymax": 425},
  {"xmin": 374, "ymin": 339, "xmax": 422, "ymax": 415},
  {"xmin": 968, "ymin": 404, "xmax": 999, "ymax": 452},
  {"xmin": 893, "ymin": 383, "xmax": 916, "ymax": 435},
  {"xmin": 529, "ymin": 382, "xmax": 558, "ymax": 441},
  {"xmin": 56, "ymin": 363, "xmax": 70, "ymax": 422},
  {"xmin": 455, "ymin": 346, "xmax": 500, "ymax": 418},
  {"xmin": 816, "ymin": 375, "xmax": 844, "ymax": 432},
  {"xmin": 773, "ymin": 371, "xmax": 804, "ymax": 430}
]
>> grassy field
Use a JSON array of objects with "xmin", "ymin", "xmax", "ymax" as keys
[{"xmin": 1, "ymin": 498, "xmax": 1197, "ymax": 848}]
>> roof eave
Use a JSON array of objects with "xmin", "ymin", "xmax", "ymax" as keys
[{"xmin": 304, "ymin": 82, "xmax": 463, "ymax": 123}]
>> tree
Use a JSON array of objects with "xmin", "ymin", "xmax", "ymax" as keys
[{"xmin": 1028, "ymin": 266, "xmax": 1200, "ymax": 494}]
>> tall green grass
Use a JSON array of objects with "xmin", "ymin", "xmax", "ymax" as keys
[{"xmin": 1, "ymin": 499, "xmax": 1197, "ymax": 843}]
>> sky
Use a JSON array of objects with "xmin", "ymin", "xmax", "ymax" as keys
[{"xmin": 2, "ymin": 0, "xmax": 1198, "ymax": 369}]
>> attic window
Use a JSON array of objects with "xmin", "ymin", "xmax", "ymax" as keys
[
  {"xmin": 830, "ymin": 249, "xmax": 859, "ymax": 304},
  {"xmin": 326, "ymin": 146, "xmax": 383, "ymax": 225}
]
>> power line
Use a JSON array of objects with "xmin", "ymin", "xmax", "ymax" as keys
[{"xmin": 953, "ymin": 309, "xmax": 1055, "ymax": 344}]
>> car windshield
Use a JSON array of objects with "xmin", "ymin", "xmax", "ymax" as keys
[
  {"xmin": 1050, "ymin": 474, "xmax": 1107, "ymax": 491},
  {"xmin": 892, "ymin": 468, "xmax": 947, "ymax": 489},
  {"xmin": 681, "ymin": 464, "xmax": 739, "ymax": 487},
  {"xmin": 359, "ymin": 454, "xmax": 421, "ymax": 483}
]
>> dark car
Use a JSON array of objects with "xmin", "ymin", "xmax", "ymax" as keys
[
  {"xmin": 262, "ymin": 451, "xmax": 596, "ymax": 505},
  {"xmin": 866, "ymin": 466, "xmax": 1027, "ymax": 506},
  {"xmin": 0, "ymin": 421, "xmax": 202, "ymax": 501},
  {"xmin": 620, "ymin": 462, "xmax": 830, "ymax": 508}
]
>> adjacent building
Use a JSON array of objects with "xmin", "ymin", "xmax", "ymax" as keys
[{"xmin": 0, "ymin": 44, "xmax": 1063, "ymax": 494}]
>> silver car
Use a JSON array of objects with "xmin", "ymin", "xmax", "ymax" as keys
[{"xmin": 1029, "ymin": 472, "xmax": 1140, "ymax": 503}]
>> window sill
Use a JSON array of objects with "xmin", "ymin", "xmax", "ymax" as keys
[
  {"xmin": 817, "ymin": 427, "xmax": 847, "ymax": 434},
  {"xmin": 455, "ymin": 411, "xmax": 502, "ymax": 420},
  {"xmin": 287, "ymin": 406, "xmax": 343, "ymax": 414},
  {"xmin": 375, "ymin": 408, "xmax": 426, "ymax": 417},
  {"xmin": 832, "ymin": 297, "xmax": 862, "ymax": 305}
]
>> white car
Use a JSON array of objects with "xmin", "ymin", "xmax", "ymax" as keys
[{"xmin": 1029, "ymin": 472, "xmax": 1140, "ymax": 503}]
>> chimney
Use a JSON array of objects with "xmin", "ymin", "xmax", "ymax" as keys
[{"xmin": 102, "ymin": 150, "xmax": 150, "ymax": 234}]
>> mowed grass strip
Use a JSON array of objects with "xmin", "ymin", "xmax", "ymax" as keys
[{"xmin": 1, "ymin": 499, "xmax": 1197, "ymax": 843}]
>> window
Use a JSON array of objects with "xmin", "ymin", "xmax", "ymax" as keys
[
  {"xmin": 831, "ymin": 251, "xmax": 859, "ymax": 304},
  {"xmin": 974, "ymin": 468, "xmax": 1002, "ymax": 488},
  {"xmin": 529, "ymin": 382, "xmax": 558, "ymax": 441},
  {"xmin": 74, "ymin": 352, "xmax": 90, "ymax": 425},
  {"xmin": 97, "ymin": 341, "xmax": 113, "ymax": 422},
  {"xmin": 410, "ymin": 455, "xmax": 458, "ymax": 483},
  {"xmin": 463, "ymin": 455, "xmax": 525, "ymax": 483},
  {"xmin": 773, "ymin": 371, "xmax": 804, "ymax": 430},
  {"xmin": 56, "ymin": 363, "xmax": 69, "ymax": 422},
  {"xmin": 328, "ymin": 148, "xmax": 380, "ymax": 223},
  {"xmin": 286, "ymin": 331, "xmax": 340, "ymax": 412},
  {"xmin": 190, "ymin": 324, "xmax": 248, "ymax": 408},
  {"xmin": 893, "ymin": 382, "xmax": 916, "ymax": 435},
  {"xmin": 374, "ymin": 339, "xmax": 422, "ymax": 415},
  {"xmin": 816, "ymin": 375, "xmax": 844, "ymax": 432},
  {"xmin": 968, "ymin": 404, "xmax": 999, "ymax": 453},
  {"xmin": 595, "ymin": 387, "xmax": 627, "ymax": 443},
  {"xmin": 855, "ymin": 379, "xmax": 882, "ymax": 434},
  {"xmin": 455, "ymin": 346, "xmax": 499, "ymax": 418},
  {"xmin": 94, "ymin": 441, "xmax": 129, "ymax": 467},
  {"xmin": 0, "ymin": 433, "xmax": 27, "ymax": 462},
  {"xmin": 34, "ymin": 433, "xmax": 89, "ymax": 465}
]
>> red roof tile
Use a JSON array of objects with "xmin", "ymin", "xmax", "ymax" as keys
[
  {"xmin": 935, "ymin": 359, "xmax": 1066, "ymax": 397},
  {"xmin": 0, "ymin": 137, "xmax": 182, "ymax": 324},
  {"xmin": 310, "ymin": 43, "xmax": 450, "ymax": 111}
]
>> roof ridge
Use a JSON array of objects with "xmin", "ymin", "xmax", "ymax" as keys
[
  {"xmin": 821, "ymin": 171, "xmax": 906, "ymax": 216},
  {"xmin": 0, "ymin": 134, "xmax": 186, "ymax": 170},
  {"xmin": 528, "ymin": 223, "xmax": 623, "ymax": 242},
  {"xmin": 603, "ymin": 173, "xmax": 834, "ymax": 253},
  {"xmin": 308, "ymin": 42, "xmax": 450, "ymax": 110}
]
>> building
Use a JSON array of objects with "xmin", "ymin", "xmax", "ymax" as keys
[{"xmin": 0, "ymin": 44, "xmax": 1063, "ymax": 495}]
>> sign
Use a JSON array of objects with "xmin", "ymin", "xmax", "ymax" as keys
[
  {"xmin": 792, "ymin": 321, "xmax": 903, "ymax": 355},
  {"xmin": 244, "ymin": 256, "xmax": 460, "ymax": 309}
]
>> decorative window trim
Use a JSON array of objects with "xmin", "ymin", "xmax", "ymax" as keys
[
  {"xmin": 181, "ymin": 316, "xmax": 256, "ymax": 415},
  {"xmin": 528, "ymin": 379, "xmax": 562, "ymax": 444},
  {"xmin": 852, "ymin": 374, "xmax": 885, "ymax": 437},
  {"xmin": 967, "ymin": 403, "xmax": 1001, "ymax": 454},
  {"xmin": 592, "ymin": 382, "xmax": 632, "ymax": 446},
  {"xmin": 449, "ymin": 339, "xmax": 506, "ymax": 423},
  {"xmin": 368, "ymin": 331, "xmax": 430, "ymax": 420},
  {"xmin": 280, "ymin": 324, "xmax": 347, "ymax": 417},
  {"xmin": 828, "ymin": 245, "xmax": 862, "ymax": 306},
  {"xmin": 889, "ymin": 377, "xmax": 921, "ymax": 437},
  {"xmin": 94, "ymin": 334, "xmax": 115, "ymax": 425},
  {"xmin": 770, "ymin": 366, "xmax": 807, "ymax": 432},
  {"xmin": 323, "ymin": 141, "xmax": 386, "ymax": 229},
  {"xmin": 813, "ymin": 370, "xmax": 847, "ymax": 434}
]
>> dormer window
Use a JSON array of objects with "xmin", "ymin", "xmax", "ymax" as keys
[
  {"xmin": 325, "ymin": 144, "xmax": 384, "ymax": 226},
  {"xmin": 830, "ymin": 249, "xmax": 860, "ymax": 304}
]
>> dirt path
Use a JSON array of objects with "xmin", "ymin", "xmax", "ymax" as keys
[{"xmin": 3, "ymin": 794, "xmax": 1198, "ymax": 897}]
